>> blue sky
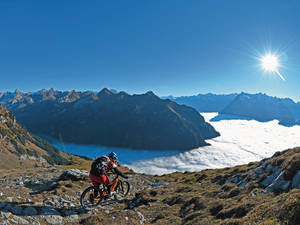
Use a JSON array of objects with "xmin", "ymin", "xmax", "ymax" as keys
[{"xmin": 1, "ymin": 0, "xmax": 300, "ymax": 101}]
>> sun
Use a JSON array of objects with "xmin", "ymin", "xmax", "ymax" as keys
[
  {"xmin": 260, "ymin": 54, "xmax": 279, "ymax": 72},
  {"xmin": 259, "ymin": 53, "xmax": 285, "ymax": 81}
]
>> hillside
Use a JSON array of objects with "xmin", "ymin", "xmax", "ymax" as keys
[
  {"xmin": 0, "ymin": 89, "xmax": 220, "ymax": 150},
  {"xmin": 0, "ymin": 105, "xmax": 69, "ymax": 169},
  {"xmin": 0, "ymin": 147, "xmax": 300, "ymax": 224}
]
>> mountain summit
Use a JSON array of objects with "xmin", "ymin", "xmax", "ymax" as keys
[{"xmin": 0, "ymin": 89, "xmax": 220, "ymax": 150}]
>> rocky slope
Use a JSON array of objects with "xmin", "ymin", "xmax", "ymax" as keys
[
  {"xmin": 1, "ymin": 147, "xmax": 300, "ymax": 224},
  {"xmin": 0, "ymin": 89, "xmax": 220, "ymax": 150},
  {"xmin": 0, "ymin": 156, "xmax": 157, "ymax": 225},
  {"xmin": 0, "ymin": 105, "xmax": 68, "ymax": 169}
]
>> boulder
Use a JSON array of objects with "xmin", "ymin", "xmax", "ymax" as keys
[
  {"xmin": 238, "ymin": 181, "xmax": 248, "ymax": 188},
  {"xmin": 41, "ymin": 215, "xmax": 63, "ymax": 225},
  {"xmin": 11, "ymin": 215, "xmax": 29, "ymax": 225},
  {"xmin": 255, "ymin": 168, "xmax": 264, "ymax": 175},
  {"xmin": 10, "ymin": 205, "xmax": 23, "ymax": 215},
  {"xmin": 0, "ymin": 202, "xmax": 6, "ymax": 208},
  {"xmin": 261, "ymin": 166, "xmax": 281, "ymax": 186},
  {"xmin": 230, "ymin": 176, "xmax": 239, "ymax": 184},
  {"xmin": 292, "ymin": 170, "xmax": 300, "ymax": 189},
  {"xmin": 41, "ymin": 206, "xmax": 60, "ymax": 216},
  {"xmin": 67, "ymin": 214, "xmax": 79, "ymax": 223},
  {"xmin": 265, "ymin": 164, "xmax": 275, "ymax": 173},
  {"xmin": 0, "ymin": 210, "xmax": 12, "ymax": 219},
  {"xmin": 59, "ymin": 169, "xmax": 89, "ymax": 181},
  {"xmin": 264, "ymin": 172, "xmax": 290, "ymax": 193},
  {"xmin": 23, "ymin": 206, "xmax": 38, "ymax": 216}
]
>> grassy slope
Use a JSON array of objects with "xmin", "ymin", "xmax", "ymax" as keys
[
  {"xmin": 56, "ymin": 147, "xmax": 300, "ymax": 225},
  {"xmin": 1, "ymin": 141, "xmax": 300, "ymax": 224},
  {"xmin": 130, "ymin": 164, "xmax": 300, "ymax": 224}
]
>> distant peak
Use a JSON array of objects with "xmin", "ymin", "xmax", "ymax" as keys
[
  {"xmin": 109, "ymin": 89, "xmax": 118, "ymax": 94},
  {"xmin": 14, "ymin": 89, "xmax": 22, "ymax": 94},
  {"xmin": 39, "ymin": 89, "xmax": 47, "ymax": 94},
  {"xmin": 98, "ymin": 88, "xmax": 113, "ymax": 96},
  {"xmin": 118, "ymin": 91, "xmax": 129, "ymax": 96},
  {"xmin": 145, "ymin": 91, "xmax": 156, "ymax": 97}
]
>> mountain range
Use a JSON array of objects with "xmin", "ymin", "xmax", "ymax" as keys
[
  {"xmin": 167, "ymin": 92, "xmax": 300, "ymax": 126},
  {"xmin": 1, "ymin": 89, "xmax": 300, "ymax": 224},
  {"xmin": 165, "ymin": 93, "xmax": 238, "ymax": 112},
  {"xmin": 0, "ymin": 89, "xmax": 220, "ymax": 150}
]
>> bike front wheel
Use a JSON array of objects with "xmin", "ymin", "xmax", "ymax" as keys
[
  {"xmin": 114, "ymin": 180, "xmax": 130, "ymax": 201},
  {"xmin": 80, "ymin": 186, "xmax": 103, "ymax": 210}
]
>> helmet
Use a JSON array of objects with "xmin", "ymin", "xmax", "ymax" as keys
[{"xmin": 108, "ymin": 152, "xmax": 118, "ymax": 160}]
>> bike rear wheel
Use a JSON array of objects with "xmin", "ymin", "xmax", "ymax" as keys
[
  {"xmin": 80, "ymin": 186, "xmax": 103, "ymax": 210},
  {"xmin": 114, "ymin": 180, "xmax": 130, "ymax": 201}
]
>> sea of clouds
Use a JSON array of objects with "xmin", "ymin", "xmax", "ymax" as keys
[{"xmin": 126, "ymin": 113, "xmax": 300, "ymax": 175}]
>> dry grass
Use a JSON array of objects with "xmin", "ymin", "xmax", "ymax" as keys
[{"xmin": 1, "ymin": 143, "xmax": 300, "ymax": 225}]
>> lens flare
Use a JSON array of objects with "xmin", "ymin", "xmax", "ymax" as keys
[{"xmin": 260, "ymin": 54, "xmax": 285, "ymax": 81}]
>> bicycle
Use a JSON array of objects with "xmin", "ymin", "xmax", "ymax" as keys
[{"xmin": 80, "ymin": 174, "xmax": 130, "ymax": 210}]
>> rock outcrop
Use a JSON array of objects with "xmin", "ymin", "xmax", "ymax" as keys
[
  {"xmin": 58, "ymin": 169, "xmax": 89, "ymax": 181},
  {"xmin": 223, "ymin": 148, "xmax": 300, "ymax": 193}
]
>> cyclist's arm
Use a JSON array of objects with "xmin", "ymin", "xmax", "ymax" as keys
[
  {"xmin": 112, "ymin": 167, "xmax": 128, "ymax": 178},
  {"xmin": 107, "ymin": 161, "xmax": 128, "ymax": 178}
]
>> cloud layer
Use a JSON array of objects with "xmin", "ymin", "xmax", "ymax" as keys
[{"xmin": 126, "ymin": 113, "xmax": 300, "ymax": 175}]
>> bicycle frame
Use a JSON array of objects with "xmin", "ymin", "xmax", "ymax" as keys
[
  {"xmin": 93, "ymin": 175, "xmax": 120, "ymax": 201},
  {"xmin": 111, "ymin": 176, "xmax": 120, "ymax": 192}
]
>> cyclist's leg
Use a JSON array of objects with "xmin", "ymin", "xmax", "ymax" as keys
[
  {"xmin": 89, "ymin": 173, "xmax": 101, "ymax": 186},
  {"xmin": 89, "ymin": 173, "xmax": 101, "ymax": 196},
  {"xmin": 101, "ymin": 175, "xmax": 113, "ymax": 196}
]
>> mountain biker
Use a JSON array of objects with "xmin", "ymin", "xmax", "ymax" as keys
[{"xmin": 89, "ymin": 152, "xmax": 128, "ymax": 198}]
